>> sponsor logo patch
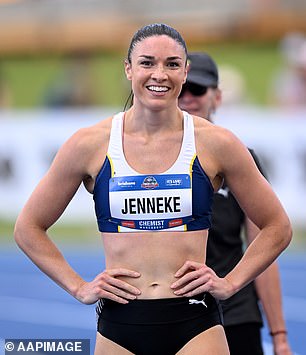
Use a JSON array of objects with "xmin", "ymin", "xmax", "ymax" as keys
[
  {"xmin": 141, "ymin": 176, "xmax": 159, "ymax": 189},
  {"xmin": 169, "ymin": 219, "xmax": 183, "ymax": 227},
  {"xmin": 121, "ymin": 221, "xmax": 136, "ymax": 228}
]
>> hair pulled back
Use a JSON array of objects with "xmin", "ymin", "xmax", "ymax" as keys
[{"xmin": 127, "ymin": 23, "xmax": 187, "ymax": 64}]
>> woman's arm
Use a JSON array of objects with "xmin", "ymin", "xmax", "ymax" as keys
[
  {"xmin": 14, "ymin": 127, "xmax": 141, "ymax": 304},
  {"xmin": 171, "ymin": 126, "xmax": 292, "ymax": 300}
]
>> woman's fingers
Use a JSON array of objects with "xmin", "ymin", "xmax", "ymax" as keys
[{"xmin": 76, "ymin": 268, "xmax": 141, "ymax": 304}]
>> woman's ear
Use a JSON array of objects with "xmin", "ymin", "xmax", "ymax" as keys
[
  {"xmin": 124, "ymin": 59, "xmax": 132, "ymax": 81},
  {"xmin": 183, "ymin": 62, "xmax": 190, "ymax": 84}
]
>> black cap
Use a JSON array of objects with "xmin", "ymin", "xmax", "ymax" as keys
[{"xmin": 186, "ymin": 52, "xmax": 219, "ymax": 87}]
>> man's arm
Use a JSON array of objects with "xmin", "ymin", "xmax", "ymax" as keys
[{"xmin": 246, "ymin": 218, "xmax": 292, "ymax": 355}]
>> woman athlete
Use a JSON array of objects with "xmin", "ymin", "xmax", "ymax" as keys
[{"xmin": 14, "ymin": 23, "xmax": 292, "ymax": 354}]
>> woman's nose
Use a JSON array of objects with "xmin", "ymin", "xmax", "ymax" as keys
[{"xmin": 151, "ymin": 65, "xmax": 167, "ymax": 81}]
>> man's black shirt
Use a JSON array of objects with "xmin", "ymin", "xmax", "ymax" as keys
[{"xmin": 206, "ymin": 149, "xmax": 266, "ymax": 327}]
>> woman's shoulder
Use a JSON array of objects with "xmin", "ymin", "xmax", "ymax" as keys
[
  {"xmin": 70, "ymin": 115, "xmax": 113, "ymax": 145},
  {"xmin": 57, "ymin": 115, "xmax": 114, "ymax": 162},
  {"xmin": 192, "ymin": 115, "xmax": 238, "ymax": 147},
  {"xmin": 80, "ymin": 115, "xmax": 113, "ymax": 136}
]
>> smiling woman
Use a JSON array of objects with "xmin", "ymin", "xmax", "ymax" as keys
[
  {"xmin": 123, "ymin": 24, "xmax": 188, "ymax": 113},
  {"xmin": 14, "ymin": 23, "xmax": 291, "ymax": 355}
]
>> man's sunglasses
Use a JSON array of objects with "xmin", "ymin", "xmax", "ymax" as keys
[{"xmin": 179, "ymin": 83, "xmax": 209, "ymax": 98}]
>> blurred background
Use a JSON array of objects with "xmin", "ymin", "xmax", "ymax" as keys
[{"xmin": 0, "ymin": 0, "xmax": 305, "ymax": 354}]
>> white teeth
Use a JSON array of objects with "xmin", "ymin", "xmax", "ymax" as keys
[{"xmin": 148, "ymin": 86, "xmax": 169, "ymax": 92}]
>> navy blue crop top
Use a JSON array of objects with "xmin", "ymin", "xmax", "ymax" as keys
[{"xmin": 93, "ymin": 112, "xmax": 214, "ymax": 233}]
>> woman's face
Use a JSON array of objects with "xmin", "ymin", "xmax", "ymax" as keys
[{"xmin": 125, "ymin": 35, "xmax": 187, "ymax": 111}]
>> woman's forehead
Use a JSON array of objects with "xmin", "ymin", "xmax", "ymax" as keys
[{"xmin": 131, "ymin": 35, "xmax": 186, "ymax": 59}]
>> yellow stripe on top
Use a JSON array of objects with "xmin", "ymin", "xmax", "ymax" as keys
[
  {"xmin": 107, "ymin": 154, "xmax": 119, "ymax": 232},
  {"xmin": 186, "ymin": 153, "xmax": 197, "ymax": 231},
  {"xmin": 189, "ymin": 153, "xmax": 197, "ymax": 180},
  {"xmin": 107, "ymin": 153, "xmax": 115, "ymax": 178}
]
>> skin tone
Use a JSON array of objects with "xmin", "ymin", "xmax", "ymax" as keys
[
  {"xmin": 14, "ymin": 35, "xmax": 292, "ymax": 355},
  {"xmin": 179, "ymin": 79, "xmax": 292, "ymax": 355}
]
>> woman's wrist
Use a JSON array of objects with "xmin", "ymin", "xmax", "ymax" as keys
[{"xmin": 223, "ymin": 276, "xmax": 238, "ymax": 298}]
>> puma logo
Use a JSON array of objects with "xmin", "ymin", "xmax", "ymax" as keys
[{"xmin": 189, "ymin": 295, "xmax": 207, "ymax": 308}]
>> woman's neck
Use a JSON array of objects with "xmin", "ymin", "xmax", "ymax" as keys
[{"xmin": 125, "ymin": 104, "xmax": 183, "ymax": 135}]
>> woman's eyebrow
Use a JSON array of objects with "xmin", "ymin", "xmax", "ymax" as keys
[
  {"xmin": 167, "ymin": 56, "xmax": 183, "ymax": 61},
  {"xmin": 137, "ymin": 55, "xmax": 183, "ymax": 61},
  {"xmin": 138, "ymin": 55, "xmax": 154, "ymax": 60}
]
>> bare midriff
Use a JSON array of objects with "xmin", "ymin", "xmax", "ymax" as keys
[{"xmin": 102, "ymin": 229, "xmax": 208, "ymax": 299}]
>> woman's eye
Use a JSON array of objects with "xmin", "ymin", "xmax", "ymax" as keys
[
  {"xmin": 140, "ymin": 61, "xmax": 153, "ymax": 66},
  {"xmin": 168, "ymin": 62, "xmax": 180, "ymax": 68}
]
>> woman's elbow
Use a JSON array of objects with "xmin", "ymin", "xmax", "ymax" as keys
[
  {"xmin": 275, "ymin": 215, "xmax": 293, "ymax": 252},
  {"xmin": 14, "ymin": 218, "xmax": 24, "ymax": 249},
  {"xmin": 14, "ymin": 215, "xmax": 31, "ymax": 251},
  {"xmin": 282, "ymin": 220, "xmax": 293, "ymax": 249}
]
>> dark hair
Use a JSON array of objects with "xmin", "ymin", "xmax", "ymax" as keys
[{"xmin": 127, "ymin": 23, "xmax": 187, "ymax": 64}]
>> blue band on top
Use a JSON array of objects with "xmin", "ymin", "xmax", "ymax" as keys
[{"xmin": 109, "ymin": 174, "xmax": 191, "ymax": 192}]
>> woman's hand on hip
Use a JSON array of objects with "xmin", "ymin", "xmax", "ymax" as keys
[
  {"xmin": 75, "ymin": 268, "xmax": 141, "ymax": 304},
  {"xmin": 171, "ymin": 260, "xmax": 235, "ymax": 300}
]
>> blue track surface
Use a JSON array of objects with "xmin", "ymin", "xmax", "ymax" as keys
[{"xmin": 1, "ymin": 246, "xmax": 305, "ymax": 354}]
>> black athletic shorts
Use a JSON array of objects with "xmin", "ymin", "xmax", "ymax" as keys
[{"xmin": 96, "ymin": 292, "xmax": 223, "ymax": 355}]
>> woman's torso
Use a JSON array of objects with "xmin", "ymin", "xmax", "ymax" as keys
[
  {"xmin": 103, "ymin": 230, "xmax": 207, "ymax": 298},
  {"xmin": 85, "ymin": 110, "xmax": 220, "ymax": 299}
]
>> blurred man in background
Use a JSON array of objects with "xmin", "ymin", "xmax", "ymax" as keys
[
  {"xmin": 179, "ymin": 52, "xmax": 292, "ymax": 355},
  {"xmin": 269, "ymin": 32, "xmax": 306, "ymax": 108}
]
